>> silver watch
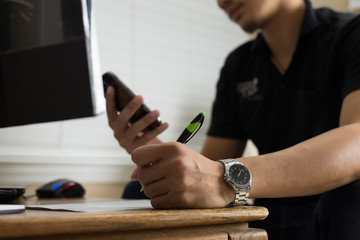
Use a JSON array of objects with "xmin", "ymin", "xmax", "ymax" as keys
[{"xmin": 218, "ymin": 159, "xmax": 251, "ymax": 207}]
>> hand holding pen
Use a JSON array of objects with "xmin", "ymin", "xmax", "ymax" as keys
[
  {"xmin": 131, "ymin": 111, "xmax": 229, "ymax": 209},
  {"xmin": 140, "ymin": 112, "xmax": 205, "ymax": 192}
]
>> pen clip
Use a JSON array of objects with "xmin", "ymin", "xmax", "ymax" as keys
[{"xmin": 183, "ymin": 116, "xmax": 204, "ymax": 144}]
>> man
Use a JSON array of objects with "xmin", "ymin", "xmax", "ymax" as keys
[{"xmin": 106, "ymin": 0, "xmax": 360, "ymax": 239}]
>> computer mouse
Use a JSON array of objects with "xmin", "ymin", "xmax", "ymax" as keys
[{"xmin": 36, "ymin": 178, "xmax": 85, "ymax": 198}]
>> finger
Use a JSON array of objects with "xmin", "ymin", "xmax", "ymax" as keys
[
  {"xmin": 140, "ymin": 158, "xmax": 190, "ymax": 197},
  {"xmin": 130, "ymin": 120, "xmax": 169, "ymax": 146},
  {"xmin": 151, "ymin": 194, "xmax": 177, "ymax": 209},
  {"xmin": 151, "ymin": 195, "xmax": 172, "ymax": 209},
  {"xmin": 137, "ymin": 159, "xmax": 168, "ymax": 187},
  {"xmin": 131, "ymin": 166, "xmax": 140, "ymax": 180},
  {"xmin": 131, "ymin": 142, "xmax": 183, "ymax": 167},
  {"xmin": 125, "ymin": 109, "xmax": 161, "ymax": 136},
  {"xmin": 105, "ymin": 86, "xmax": 118, "ymax": 127},
  {"xmin": 131, "ymin": 144, "xmax": 161, "ymax": 168},
  {"xmin": 142, "ymin": 177, "xmax": 170, "ymax": 199},
  {"xmin": 113, "ymin": 95, "xmax": 144, "ymax": 134},
  {"xmin": 120, "ymin": 95, "xmax": 144, "ymax": 123},
  {"xmin": 140, "ymin": 121, "xmax": 169, "ymax": 143},
  {"xmin": 150, "ymin": 190, "xmax": 193, "ymax": 209},
  {"xmin": 149, "ymin": 179, "xmax": 203, "ymax": 209}
]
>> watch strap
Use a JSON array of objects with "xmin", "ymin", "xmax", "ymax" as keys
[
  {"xmin": 231, "ymin": 185, "xmax": 250, "ymax": 207},
  {"xmin": 218, "ymin": 159, "xmax": 251, "ymax": 207}
]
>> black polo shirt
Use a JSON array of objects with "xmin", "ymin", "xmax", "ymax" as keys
[{"xmin": 208, "ymin": 1, "xmax": 360, "ymax": 155}]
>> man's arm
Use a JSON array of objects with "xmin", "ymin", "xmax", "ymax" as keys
[
  {"xmin": 242, "ymin": 89, "xmax": 360, "ymax": 199},
  {"xmin": 130, "ymin": 90, "xmax": 360, "ymax": 209},
  {"xmin": 201, "ymin": 136, "xmax": 247, "ymax": 160}
]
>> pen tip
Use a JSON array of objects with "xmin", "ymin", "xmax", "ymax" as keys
[{"xmin": 201, "ymin": 111, "xmax": 205, "ymax": 116}]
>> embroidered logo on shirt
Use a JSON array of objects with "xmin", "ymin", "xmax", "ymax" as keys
[{"xmin": 236, "ymin": 77, "xmax": 262, "ymax": 101}]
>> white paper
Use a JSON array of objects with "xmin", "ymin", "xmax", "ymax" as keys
[
  {"xmin": 26, "ymin": 199, "xmax": 152, "ymax": 213},
  {"xmin": 0, "ymin": 204, "xmax": 25, "ymax": 214}
]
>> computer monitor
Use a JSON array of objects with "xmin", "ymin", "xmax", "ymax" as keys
[{"xmin": 0, "ymin": 0, "xmax": 104, "ymax": 128}]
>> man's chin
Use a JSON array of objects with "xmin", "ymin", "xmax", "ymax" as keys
[{"xmin": 239, "ymin": 21, "xmax": 259, "ymax": 34}]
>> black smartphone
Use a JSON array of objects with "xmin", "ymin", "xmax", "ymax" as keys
[
  {"xmin": 102, "ymin": 72, "xmax": 162, "ymax": 131},
  {"xmin": 0, "ymin": 184, "xmax": 26, "ymax": 203}
]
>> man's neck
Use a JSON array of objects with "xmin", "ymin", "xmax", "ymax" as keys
[{"xmin": 261, "ymin": 0, "xmax": 306, "ymax": 74}]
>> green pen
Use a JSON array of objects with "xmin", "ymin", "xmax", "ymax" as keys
[
  {"xmin": 176, "ymin": 111, "xmax": 205, "ymax": 144},
  {"xmin": 140, "ymin": 112, "xmax": 205, "ymax": 192}
]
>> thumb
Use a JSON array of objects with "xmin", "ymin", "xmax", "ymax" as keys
[{"xmin": 131, "ymin": 166, "xmax": 140, "ymax": 180}]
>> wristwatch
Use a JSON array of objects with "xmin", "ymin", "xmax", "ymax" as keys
[{"xmin": 218, "ymin": 159, "xmax": 252, "ymax": 207}]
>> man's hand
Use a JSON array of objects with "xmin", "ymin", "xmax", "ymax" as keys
[
  {"xmin": 131, "ymin": 142, "xmax": 235, "ymax": 209},
  {"xmin": 105, "ymin": 86, "xmax": 168, "ymax": 154}
]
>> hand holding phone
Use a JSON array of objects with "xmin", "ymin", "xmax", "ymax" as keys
[{"xmin": 103, "ymin": 72, "xmax": 162, "ymax": 131}]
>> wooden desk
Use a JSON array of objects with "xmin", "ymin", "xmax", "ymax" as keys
[{"xmin": 0, "ymin": 199, "xmax": 268, "ymax": 240}]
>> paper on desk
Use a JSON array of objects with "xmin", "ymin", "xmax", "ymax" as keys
[
  {"xmin": 26, "ymin": 199, "xmax": 152, "ymax": 213},
  {"xmin": 0, "ymin": 204, "xmax": 25, "ymax": 214}
]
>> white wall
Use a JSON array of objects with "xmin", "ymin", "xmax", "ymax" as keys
[{"xmin": 0, "ymin": 0, "xmax": 248, "ymax": 184}]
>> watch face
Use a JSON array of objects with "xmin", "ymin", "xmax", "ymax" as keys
[{"xmin": 229, "ymin": 164, "xmax": 251, "ymax": 185}]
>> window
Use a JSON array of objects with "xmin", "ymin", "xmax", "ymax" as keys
[{"xmin": 0, "ymin": 0, "xmax": 248, "ymax": 184}]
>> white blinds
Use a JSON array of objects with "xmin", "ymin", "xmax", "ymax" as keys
[
  {"xmin": 0, "ymin": 0, "xmax": 248, "ymax": 183},
  {"xmin": 95, "ymin": 0, "xmax": 247, "ymax": 149}
]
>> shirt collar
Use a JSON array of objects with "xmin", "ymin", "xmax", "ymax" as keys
[{"xmin": 300, "ymin": 0, "xmax": 319, "ymax": 35}]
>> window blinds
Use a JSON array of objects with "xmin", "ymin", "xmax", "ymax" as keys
[{"xmin": 0, "ymin": 0, "xmax": 248, "ymax": 183}]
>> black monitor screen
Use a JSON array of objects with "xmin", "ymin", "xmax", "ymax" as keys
[{"xmin": 0, "ymin": 0, "xmax": 104, "ymax": 128}]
